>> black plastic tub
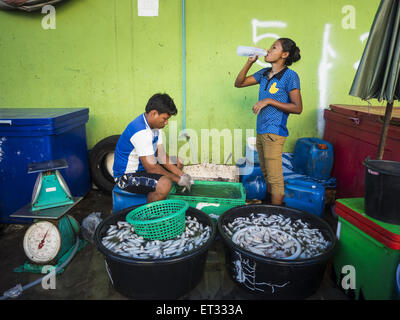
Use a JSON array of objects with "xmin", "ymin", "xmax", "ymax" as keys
[
  {"xmin": 363, "ymin": 158, "xmax": 400, "ymax": 225},
  {"xmin": 217, "ymin": 205, "xmax": 336, "ymax": 299},
  {"xmin": 94, "ymin": 205, "xmax": 216, "ymax": 299}
]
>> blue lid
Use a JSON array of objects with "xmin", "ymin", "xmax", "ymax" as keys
[
  {"xmin": 0, "ymin": 108, "xmax": 89, "ymax": 136},
  {"xmin": 285, "ymin": 178, "xmax": 325, "ymax": 190}
]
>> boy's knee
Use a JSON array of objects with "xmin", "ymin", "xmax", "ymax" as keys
[{"xmin": 156, "ymin": 176, "xmax": 172, "ymax": 194}]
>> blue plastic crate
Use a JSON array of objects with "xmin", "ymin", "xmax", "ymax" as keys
[
  {"xmin": 284, "ymin": 178, "xmax": 325, "ymax": 217},
  {"xmin": 0, "ymin": 108, "xmax": 91, "ymax": 223},
  {"xmin": 112, "ymin": 185, "xmax": 147, "ymax": 213}
]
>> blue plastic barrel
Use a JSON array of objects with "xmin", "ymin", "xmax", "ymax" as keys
[
  {"xmin": 284, "ymin": 178, "xmax": 325, "ymax": 217},
  {"xmin": 236, "ymin": 159, "xmax": 266, "ymax": 200},
  {"xmin": 242, "ymin": 175, "xmax": 267, "ymax": 200},
  {"xmin": 0, "ymin": 108, "xmax": 91, "ymax": 223},
  {"xmin": 293, "ymin": 138, "xmax": 334, "ymax": 180}
]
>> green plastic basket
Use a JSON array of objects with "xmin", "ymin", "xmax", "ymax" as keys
[
  {"xmin": 167, "ymin": 180, "xmax": 246, "ymax": 220},
  {"xmin": 125, "ymin": 200, "xmax": 188, "ymax": 240}
]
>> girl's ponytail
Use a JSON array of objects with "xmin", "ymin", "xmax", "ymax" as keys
[{"xmin": 279, "ymin": 38, "xmax": 301, "ymax": 66}]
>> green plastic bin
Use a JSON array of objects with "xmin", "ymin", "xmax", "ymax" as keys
[
  {"xmin": 334, "ymin": 198, "xmax": 400, "ymax": 300},
  {"xmin": 167, "ymin": 180, "xmax": 246, "ymax": 220}
]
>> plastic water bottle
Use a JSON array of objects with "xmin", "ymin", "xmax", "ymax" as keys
[{"xmin": 237, "ymin": 46, "xmax": 267, "ymax": 57}]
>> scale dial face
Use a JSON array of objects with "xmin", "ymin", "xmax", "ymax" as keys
[{"xmin": 23, "ymin": 221, "xmax": 61, "ymax": 264}]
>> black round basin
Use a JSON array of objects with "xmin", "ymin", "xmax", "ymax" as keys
[{"xmin": 217, "ymin": 204, "xmax": 336, "ymax": 299}]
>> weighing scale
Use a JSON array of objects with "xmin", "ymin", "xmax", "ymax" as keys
[{"xmin": 10, "ymin": 159, "xmax": 85, "ymax": 273}]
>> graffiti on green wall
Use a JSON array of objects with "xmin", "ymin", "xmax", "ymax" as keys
[
  {"xmin": 171, "ymin": 4, "xmax": 375, "ymax": 164},
  {"xmin": 0, "ymin": 1, "xmax": 381, "ymax": 163}
]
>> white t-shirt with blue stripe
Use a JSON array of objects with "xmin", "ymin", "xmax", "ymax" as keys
[{"xmin": 113, "ymin": 113, "xmax": 163, "ymax": 178}]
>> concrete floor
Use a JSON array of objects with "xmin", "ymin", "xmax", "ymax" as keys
[{"xmin": 0, "ymin": 189, "xmax": 348, "ymax": 300}]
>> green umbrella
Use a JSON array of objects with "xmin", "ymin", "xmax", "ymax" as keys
[{"xmin": 349, "ymin": 0, "xmax": 400, "ymax": 160}]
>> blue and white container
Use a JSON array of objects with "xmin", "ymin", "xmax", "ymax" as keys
[
  {"xmin": 242, "ymin": 169, "xmax": 266, "ymax": 201},
  {"xmin": 0, "ymin": 108, "xmax": 91, "ymax": 223},
  {"xmin": 236, "ymin": 159, "xmax": 266, "ymax": 200},
  {"xmin": 284, "ymin": 178, "xmax": 325, "ymax": 217}
]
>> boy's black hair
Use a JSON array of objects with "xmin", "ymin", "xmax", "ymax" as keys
[
  {"xmin": 279, "ymin": 38, "xmax": 301, "ymax": 66},
  {"xmin": 145, "ymin": 93, "xmax": 178, "ymax": 116}
]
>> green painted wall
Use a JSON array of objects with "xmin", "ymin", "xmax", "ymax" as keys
[{"xmin": 0, "ymin": 0, "xmax": 383, "ymax": 164}]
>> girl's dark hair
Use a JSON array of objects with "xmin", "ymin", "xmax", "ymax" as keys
[
  {"xmin": 145, "ymin": 93, "xmax": 177, "ymax": 116},
  {"xmin": 278, "ymin": 38, "xmax": 301, "ymax": 66}
]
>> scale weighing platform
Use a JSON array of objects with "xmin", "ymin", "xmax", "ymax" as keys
[
  {"xmin": 11, "ymin": 159, "xmax": 83, "ymax": 220},
  {"xmin": 10, "ymin": 159, "xmax": 85, "ymax": 271}
]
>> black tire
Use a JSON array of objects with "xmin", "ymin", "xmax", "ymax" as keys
[{"xmin": 89, "ymin": 135, "xmax": 120, "ymax": 194}]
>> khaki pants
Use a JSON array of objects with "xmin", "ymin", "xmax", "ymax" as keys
[{"xmin": 256, "ymin": 133, "xmax": 286, "ymax": 196}]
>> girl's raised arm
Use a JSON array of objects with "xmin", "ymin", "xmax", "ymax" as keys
[{"xmin": 234, "ymin": 57, "xmax": 259, "ymax": 88}]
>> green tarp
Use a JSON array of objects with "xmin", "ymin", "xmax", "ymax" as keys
[
  {"xmin": 349, "ymin": 0, "xmax": 400, "ymax": 159},
  {"xmin": 350, "ymin": 0, "xmax": 400, "ymax": 103}
]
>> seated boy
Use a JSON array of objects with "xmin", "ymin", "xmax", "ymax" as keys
[{"xmin": 113, "ymin": 93, "xmax": 193, "ymax": 203}]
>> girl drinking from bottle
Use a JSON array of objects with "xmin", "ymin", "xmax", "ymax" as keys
[{"xmin": 235, "ymin": 38, "xmax": 303, "ymax": 205}]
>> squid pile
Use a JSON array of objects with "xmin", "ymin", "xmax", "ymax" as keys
[
  {"xmin": 101, "ymin": 216, "xmax": 211, "ymax": 260},
  {"xmin": 222, "ymin": 213, "xmax": 331, "ymax": 260}
]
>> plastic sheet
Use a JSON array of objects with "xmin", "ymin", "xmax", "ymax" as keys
[{"xmin": 81, "ymin": 212, "xmax": 103, "ymax": 243}]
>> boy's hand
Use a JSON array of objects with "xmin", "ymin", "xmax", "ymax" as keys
[
  {"xmin": 178, "ymin": 174, "xmax": 194, "ymax": 192},
  {"xmin": 184, "ymin": 173, "xmax": 194, "ymax": 185}
]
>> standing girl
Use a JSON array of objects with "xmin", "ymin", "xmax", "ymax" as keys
[{"xmin": 235, "ymin": 38, "xmax": 303, "ymax": 205}]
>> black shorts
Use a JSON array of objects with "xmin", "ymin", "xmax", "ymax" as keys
[{"xmin": 115, "ymin": 172, "xmax": 163, "ymax": 194}]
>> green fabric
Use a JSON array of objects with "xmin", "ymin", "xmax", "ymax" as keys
[
  {"xmin": 55, "ymin": 215, "xmax": 76, "ymax": 261},
  {"xmin": 350, "ymin": 0, "xmax": 400, "ymax": 103}
]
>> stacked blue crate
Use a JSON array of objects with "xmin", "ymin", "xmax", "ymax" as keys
[
  {"xmin": 283, "ymin": 138, "xmax": 336, "ymax": 217},
  {"xmin": 282, "ymin": 153, "xmax": 336, "ymax": 188},
  {"xmin": 237, "ymin": 138, "xmax": 336, "ymax": 214}
]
